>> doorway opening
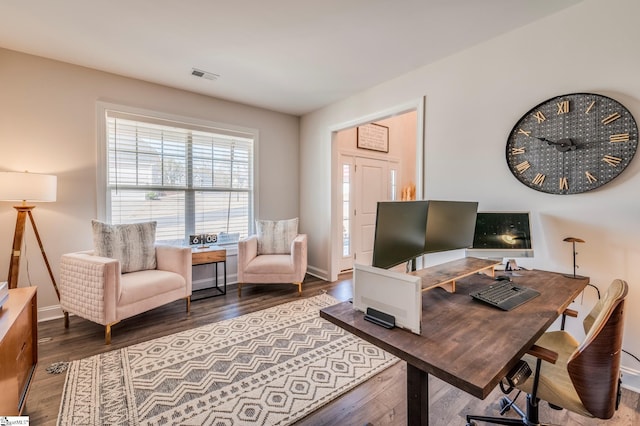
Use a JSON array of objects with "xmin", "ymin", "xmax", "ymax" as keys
[{"xmin": 330, "ymin": 99, "xmax": 425, "ymax": 279}]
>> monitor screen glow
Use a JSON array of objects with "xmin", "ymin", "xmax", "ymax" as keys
[{"xmin": 466, "ymin": 212, "xmax": 534, "ymax": 259}]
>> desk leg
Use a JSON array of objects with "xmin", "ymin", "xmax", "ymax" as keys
[{"xmin": 407, "ymin": 363, "xmax": 429, "ymax": 425}]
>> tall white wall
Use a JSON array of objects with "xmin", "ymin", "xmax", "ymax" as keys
[
  {"xmin": 0, "ymin": 48, "xmax": 300, "ymax": 318},
  {"xmin": 301, "ymin": 0, "xmax": 640, "ymax": 367}
]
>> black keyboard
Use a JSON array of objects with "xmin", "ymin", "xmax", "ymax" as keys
[{"xmin": 470, "ymin": 281, "xmax": 540, "ymax": 311}]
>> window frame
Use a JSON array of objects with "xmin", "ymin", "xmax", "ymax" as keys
[{"xmin": 96, "ymin": 101, "xmax": 259, "ymax": 243}]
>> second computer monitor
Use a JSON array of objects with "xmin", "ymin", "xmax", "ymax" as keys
[
  {"xmin": 371, "ymin": 200, "xmax": 478, "ymax": 270},
  {"xmin": 423, "ymin": 200, "xmax": 479, "ymax": 254},
  {"xmin": 466, "ymin": 212, "xmax": 534, "ymax": 259}
]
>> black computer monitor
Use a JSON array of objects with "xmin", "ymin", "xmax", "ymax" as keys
[
  {"xmin": 371, "ymin": 200, "xmax": 429, "ymax": 270},
  {"xmin": 466, "ymin": 212, "xmax": 534, "ymax": 259},
  {"xmin": 423, "ymin": 200, "xmax": 479, "ymax": 254},
  {"xmin": 371, "ymin": 200, "xmax": 478, "ymax": 270}
]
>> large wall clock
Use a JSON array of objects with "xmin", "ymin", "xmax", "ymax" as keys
[{"xmin": 506, "ymin": 93, "xmax": 638, "ymax": 194}]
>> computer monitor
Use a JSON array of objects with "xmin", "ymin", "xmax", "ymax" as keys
[
  {"xmin": 423, "ymin": 200, "xmax": 478, "ymax": 254},
  {"xmin": 466, "ymin": 212, "xmax": 534, "ymax": 259},
  {"xmin": 371, "ymin": 200, "xmax": 429, "ymax": 270},
  {"xmin": 371, "ymin": 200, "xmax": 478, "ymax": 270}
]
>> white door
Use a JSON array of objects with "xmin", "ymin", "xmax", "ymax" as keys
[{"xmin": 353, "ymin": 157, "xmax": 396, "ymax": 266}]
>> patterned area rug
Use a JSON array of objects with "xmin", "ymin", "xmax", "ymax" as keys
[{"xmin": 57, "ymin": 293, "xmax": 398, "ymax": 425}]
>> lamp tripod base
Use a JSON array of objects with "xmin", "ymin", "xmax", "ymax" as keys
[{"xmin": 7, "ymin": 205, "xmax": 60, "ymax": 300}]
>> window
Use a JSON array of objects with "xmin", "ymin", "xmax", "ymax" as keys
[
  {"xmin": 341, "ymin": 163, "xmax": 351, "ymax": 257},
  {"xmin": 99, "ymin": 105, "xmax": 256, "ymax": 244}
]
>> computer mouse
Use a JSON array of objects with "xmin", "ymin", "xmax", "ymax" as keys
[{"xmin": 495, "ymin": 275, "xmax": 511, "ymax": 282}]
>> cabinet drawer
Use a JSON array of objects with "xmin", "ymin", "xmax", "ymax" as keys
[
  {"xmin": 192, "ymin": 250, "xmax": 226, "ymax": 265},
  {"xmin": 16, "ymin": 332, "xmax": 34, "ymax": 394},
  {"xmin": 12, "ymin": 303, "xmax": 35, "ymax": 399}
]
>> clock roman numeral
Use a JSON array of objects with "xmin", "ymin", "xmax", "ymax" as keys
[
  {"xmin": 511, "ymin": 147, "xmax": 526, "ymax": 155},
  {"xmin": 532, "ymin": 173, "xmax": 545, "ymax": 186},
  {"xmin": 556, "ymin": 101, "xmax": 569, "ymax": 114},
  {"xmin": 515, "ymin": 161, "xmax": 531, "ymax": 173},
  {"xmin": 609, "ymin": 133, "xmax": 630, "ymax": 142},
  {"xmin": 585, "ymin": 171, "xmax": 597, "ymax": 183},
  {"xmin": 517, "ymin": 129, "xmax": 531, "ymax": 137},
  {"xmin": 559, "ymin": 177, "xmax": 568, "ymax": 191},
  {"xmin": 602, "ymin": 112, "xmax": 621, "ymax": 125},
  {"xmin": 603, "ymin": 155, "xmax": 622, "ymax": 166},
  {"xmin": 585, "ymin": 100, "xmax": 595, "ymax": 114},
  {"xmin": 533, "ymin": 111, "xmax": 546, "ymax": 123}
]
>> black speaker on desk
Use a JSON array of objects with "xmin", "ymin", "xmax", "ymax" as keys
[{"xmin": 364, "ymin": 307, "xmax": 395, "ymax": 329}]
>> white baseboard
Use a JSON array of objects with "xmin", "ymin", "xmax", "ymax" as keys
[
  {"xmin": 621, "ymin": 366, "xmax": 640, "ymax": 394},
  {"xmin": 306, "ymin": 265, "xmax": 329, "ymax": 281},
  {"xmin": 38, "ymin": 304, "xmax": 65, "ymax": 323}
]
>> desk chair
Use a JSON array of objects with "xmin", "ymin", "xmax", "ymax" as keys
[{"xmin": 466, "ymin": 279, "xmax": 628, "ymax": 426}]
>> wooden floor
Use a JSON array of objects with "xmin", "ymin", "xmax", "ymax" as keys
[{"xmin": 25, "ymin": 274, "xmax": 640, "ymax": 425}]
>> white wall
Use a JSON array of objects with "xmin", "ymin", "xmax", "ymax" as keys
[
  {"xmin": 301, "ymin": 0, "xmax": 640, "ymax": 368},
  {"xmin": 0, "ymin": 48, "xmax": 300, "ymax": 319}
]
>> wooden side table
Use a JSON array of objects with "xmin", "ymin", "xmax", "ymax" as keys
[
  {"xmin": 0, "ymin": 286, "xmax": 38, "ymax": 415},
  {"xmin": 191, "ymin": 246, "xmax": 227, "ymax": 299}
]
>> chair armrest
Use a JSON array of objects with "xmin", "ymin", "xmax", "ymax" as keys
[
  {"xmin": 526, "ymin": 344, "xmax": 558, "ymax": 364},
  {"xmin": 563, "ymin": 308, "xmax": 579, "ymax": 318},
  {"xmin": 59, "ymin": 252, "xmax": 120, "ymax": 325},
  {"xmin": 291, "ymin": 234, "xmax": 308, "ymax": 279},
  {"xmin": 156, "ymin": 245, "xmax": 192, "ymax": 294},
  {"xmin": 238, "ymin": 235, "xmax": 258, "ymax": 279}
]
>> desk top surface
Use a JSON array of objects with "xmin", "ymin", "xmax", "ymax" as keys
[{"xmin": 320, "ymin": 269, "xmax": 587, "ymax": 399}]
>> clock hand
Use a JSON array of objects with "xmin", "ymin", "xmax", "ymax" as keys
[{"xmin": 534, "ymin": 136, "xmax": 577, "ymax": 152}]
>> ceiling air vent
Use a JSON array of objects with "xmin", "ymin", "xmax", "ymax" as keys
[{"xmin": 191, "ymin": 68, "xmax": 219, "ymax": 81}]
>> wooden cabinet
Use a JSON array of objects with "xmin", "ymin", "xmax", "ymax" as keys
[{"xmin": 0, "ymin": 287, "xmax": 37, "ymax": 415}]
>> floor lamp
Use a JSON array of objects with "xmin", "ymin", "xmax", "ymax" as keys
[{"xmin": 0, "ymin": 171, "xmax": 60, "ymax": 300}]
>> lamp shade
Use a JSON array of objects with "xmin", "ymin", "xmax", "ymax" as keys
[{"xmin": 0, "ymin": 171, "xmax": 57, "ymax": 202}]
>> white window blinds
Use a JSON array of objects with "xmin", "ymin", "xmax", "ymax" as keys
[{"xmin": 105, "ymin": 111, "xmax": 254, "ymax": 243}]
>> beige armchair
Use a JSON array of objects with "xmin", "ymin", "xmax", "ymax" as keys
[
  {"xmin": 237, "ymin": 234, "xmax": 307, "ymax": 296},
  {"xmin": 59, "ymin": 245, "xmax": 192, "ymax": 344}
]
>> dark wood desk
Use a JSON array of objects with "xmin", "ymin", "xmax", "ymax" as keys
[{"xmin": 320, "ymin": 268, "xmax": 588, "ymax": 425}]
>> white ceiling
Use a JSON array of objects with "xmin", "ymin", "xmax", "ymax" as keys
[{"xmin": 0, "ymin": 0, "xmax": 581, "ymax": 116}]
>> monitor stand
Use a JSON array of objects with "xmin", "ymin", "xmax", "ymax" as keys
[
  {"xmin": 407, "ymin": 258, "xmax": 418, "ymax": 272},
  {"xmin": 505, "ymin": 259, "xmax": 519, "ymax": 271}
]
